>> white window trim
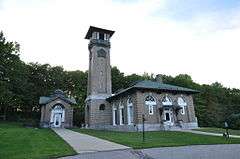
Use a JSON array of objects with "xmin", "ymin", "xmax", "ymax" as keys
[
  {"xmin": 127, "ymin": 99, "xmax": 133, "ymax": 125},
  {"xmin": 145, "ymin": 96, "xmax": 156, "ymax": 115},
  {"xmin": 104, "ymin": 33, "xmax": 109, "ymax": 41},
  {"xmin": 62, "ymin": 109, "xmax": 65, "ymax": 122},
  {"xmin": 112, "ymin": 106, "xmax": 117, "ymax": 126},
  {"xmin": 162, "ymin": 95, "xmax": 173, "ymax": 106},
  {"xmin": 119, "ymin": 105, "xmax": 124, "ymax": 125},
  {"xmin": 50, "ymin": 111, "xmax": 54, "ymax": 122},
  {"xmin": 177, "ymin": 97, "xmax": 187, "ymax": 115},
  {"xmin": 181, "ymin": 106, "xmax": 185, "ymax": 115}
]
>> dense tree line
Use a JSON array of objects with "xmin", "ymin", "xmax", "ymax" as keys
[{"xmin": 1, "ymin": 32, "xmax": 240, "ymax": 128}]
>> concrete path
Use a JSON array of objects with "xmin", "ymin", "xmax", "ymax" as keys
[
  {"xmin": 52, "ymin": 128, "xmax": 130, "ymax": 154},
  {"xmin": 180, "ymin": 129, "xmax": 240, "ymax": 138}
]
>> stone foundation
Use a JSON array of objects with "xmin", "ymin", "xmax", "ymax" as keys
[
  {"xmin": 39, "ymin": 121, "xmax": 73, "ymax": 128},
  {"xmin": 181, "ymin": 122, "xmax": 198, "ymax": 129},
  {"xmin": 88, "ymin": 124, "xmax": 137, "ymax": 132},
  {"xmin": 86, "ymin": 122, "xmax": 198, "ymax": 132}
]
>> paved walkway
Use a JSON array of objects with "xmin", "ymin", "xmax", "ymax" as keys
[
  {"xmin": 59, "ymin": 144, "xmax": 240, "ymax": 159},
  {"xmin": 180, "ymin": 129, "xmax": 240, "ymax": 138},
  {"xmin": 52, "ymin": 128, "xmax": 130, "ymax": 154}
]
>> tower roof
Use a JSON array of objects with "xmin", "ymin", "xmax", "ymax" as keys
[{"xmin": 85, "ymin": 26, "xmax": 115, "ymax": 39}]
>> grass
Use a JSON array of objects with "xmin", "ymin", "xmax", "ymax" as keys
[
  {"xmin": 72, "ymin": 128, "xmax": 240, "ymax": 149},
  {"xmin": 0, "ymin": 122, "xmax": 76, "ymax": 159},
  {"xmin": 194, "ymin": 127, "xmax": 240, "ymax": 136}
]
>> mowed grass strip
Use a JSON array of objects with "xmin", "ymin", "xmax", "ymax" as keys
[
  {"xmin": 72, "ymin": 128, "xmax": 240, "ymax": 149},
  {"xmin": 194, "ymin": 127, "xmax": 240, "ymax": 136},
  {"xmin": 0, "ymin": 122, "xmax": 76, "ymax": 159}
]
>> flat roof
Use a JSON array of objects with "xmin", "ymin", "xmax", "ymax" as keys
[{"xmin": 85, "ymin": 26, "xmax": 115, "ymax": 39}]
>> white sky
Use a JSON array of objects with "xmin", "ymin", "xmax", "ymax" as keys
[{"xmin": 1, "ymin": 0, "xmax": 240, "ymax": 88}]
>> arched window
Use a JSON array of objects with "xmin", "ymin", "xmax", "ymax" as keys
[
  {"xmin": 127, "ymin": 97, "xmax": 133, "ymax": 125},
  {"xmin": 177, "ymin": 97, "xmax": 187, "ymax": 115},
  {"xmin": 162, "ymin": 95, "xmax": 173, "ymax": 106},
  {"xmin": 145, "ymin": 96, "xmax": 156, "ymax": 115},
  {"xmin": 119, "ymin": 101, "xmax": 124, "ymax": 125},
  {"xmin": 99, "ymin": 104, "xmax": 105, "ymax": 110}
]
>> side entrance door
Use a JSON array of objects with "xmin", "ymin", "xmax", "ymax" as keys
[{"xmin": 164, "ymin": 109, "xmax": 174, "ymax": 126}]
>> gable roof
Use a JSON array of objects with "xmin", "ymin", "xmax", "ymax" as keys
[
  {"xmin": 107, "ymin": 80, "xmax": 199, "ymax": 101},
  {"xmin": 39, "ymin": 89, "xmax": 77, "ymax": 105}
]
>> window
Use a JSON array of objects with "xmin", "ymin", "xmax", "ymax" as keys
[
  {"xmin": 104, "ymin": 34, "xmax": 109, "ymax": 41},
  {"xmin": 149, "ymin": 105, "xmax": 154, "ymax": 115},
  {"xmin": 119, "ymin": 102, "xmax": 124, "ymax": 125},
  {"xmin": 162, "ymin": 95, "xmax": 173, "ymax": 106},
  {"xmin": 99, "ymin": 33, "xmax": 104, "ymax": 40},
  {"xmin": 99, "ymin": 104, "xmax": 105, "ymax": 110},
  {"xmin": 121, "ymin": 108, "xmax": 124, "ymax": 124},
  {"xmin": 127, "ymin": 98, "xmax": 133, "ymax": 125},
  {"xmin": 177, "ymin": 97, "xmax": 187, "ymax": 115},
  {"xmin": 145, "ymin": 95, "xmax": 156, "ymax": 115},
  {"xmin": 165, "ymin": 112, "xmax": 170, "ymax": 121},
  {"xmin": 96, "ymin": 32, "xmax": 99, "ymax": 39},
  {"xmin": 53, "ymin": 105, "xmax": 63, "ymax": 111}
]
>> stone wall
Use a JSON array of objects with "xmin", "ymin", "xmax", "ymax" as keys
[
  {"xmin": 85, "ymin": 98, "xmax": 112, "ymax": 126},
  {"xmin": 107, "ymin": 90, "xmax": 198, "ymax": 131},
  {"xmin": 87, "ymin": 45, "xmax": 111, "ymax": 96},
  {"xmin": 134, "ymin": 90, "xmax": 198, "ymax": 125}
]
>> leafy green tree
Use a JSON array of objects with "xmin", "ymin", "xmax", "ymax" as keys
[
  {"xmin": 0, "ymin": 31, "xmax": 23, "ymax": 120},
  {"xmin": 111, "ymin": 66, "xmax": 125, "ymax": 93}
]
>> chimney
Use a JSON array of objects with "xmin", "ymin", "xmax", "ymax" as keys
[{"xmin": 156, "ymin": 74, "xmax": 163, "ymax": 83}]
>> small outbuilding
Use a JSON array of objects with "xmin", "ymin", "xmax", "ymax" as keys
[{"xmin": 39, "ymin": 89, "xmax": 76, "ymax": 128}]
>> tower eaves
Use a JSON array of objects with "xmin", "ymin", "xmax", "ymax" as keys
[{"xmin": 85, "ymin": 26, "xmax": 115, "ymax": 39}]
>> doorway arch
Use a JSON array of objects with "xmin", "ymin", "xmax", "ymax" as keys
[{"xmin": 51, "ymin": 105, "xmax": 65, "ymax": 128}]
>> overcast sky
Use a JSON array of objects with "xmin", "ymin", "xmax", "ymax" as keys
[{"xmin": 1, "ymin": 0, "xmax": 240, "ymax": 88}]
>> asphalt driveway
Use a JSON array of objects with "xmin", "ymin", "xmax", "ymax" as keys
[{"xmin": 59, "ymin": 144, "xmax": 240, "ymax": 159}]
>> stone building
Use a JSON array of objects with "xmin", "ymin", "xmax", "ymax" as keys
[
  {"xmin": 85, "ymin": 26, "xmax": 199, "ymax": 131},
  {"xmin": 39, "ymin": 89, "xmax": 76, "ymax": 128}
]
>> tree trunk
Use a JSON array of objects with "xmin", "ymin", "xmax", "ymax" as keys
[{"xmin": 3, "ymin": 105, "xmax": 8, "ymax": 120}]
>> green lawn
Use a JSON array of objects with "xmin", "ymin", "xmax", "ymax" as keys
[
  {"xmin": 0, "ymin": 122, "xmax": 76, "ymax": 159},
  {"xmin": 72, "ymin": 128, "xmax": 240, "ymax": 149},
  {"xmin": 194, "ymin": 127, "xmax": 240, "ymax": 136}
]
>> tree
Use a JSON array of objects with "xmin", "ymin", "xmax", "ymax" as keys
[
  {"xmin": 0, "ymin": 31, "xmax": 24, "ymax": 120},
  {"xmin": 111, "ymin": 66, "xmax": 125, "ymax": 93}
]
